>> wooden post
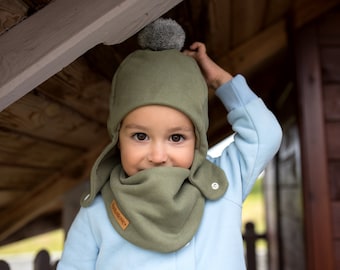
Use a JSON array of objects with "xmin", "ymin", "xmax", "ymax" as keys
[
  {"xmin": 0, "ymin": 260, "xmax": 10, "ymax": 270},
  {"xmin": 244, "ymin": 222, "xmax": 257, "ymax": 270},
  {"xmin": 34, "ymin": 249, "xmax": 51, "ymax": 270},
  {"xmin": 294, "ymin": 22, "xmax": 335, "ymax": 270}
]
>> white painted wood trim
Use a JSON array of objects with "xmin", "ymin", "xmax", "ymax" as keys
[{"xmin": 0, "ymin": 0, "xmax": 182, "ymax": 112}]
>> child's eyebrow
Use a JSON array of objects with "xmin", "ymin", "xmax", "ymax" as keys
[
  {"xmin": 123, "ymin": 124, "xmax": 148, "ymax": 130},
  {"xmin": 167, "ymin": 126, "xmax": 194, "ymax": 133},
  {"xmin": 123, "ymin": 124, "xmax": 193, "ymax": 132}
]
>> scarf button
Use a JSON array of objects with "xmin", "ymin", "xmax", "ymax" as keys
[{"xmin": 211, "ymin": 182, "xmax": 219, "ymax": 190}]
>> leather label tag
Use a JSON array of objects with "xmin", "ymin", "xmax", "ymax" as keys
[{"xmin": 111, "ymin": 200, "xmax": 129, "ymax": 230}]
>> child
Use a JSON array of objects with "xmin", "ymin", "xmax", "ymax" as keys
[{"xmin": 57, "ymin": 19, "xmax": 282, "ymax": 269}]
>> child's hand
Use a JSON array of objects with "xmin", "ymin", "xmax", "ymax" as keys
[{"xmin": 183, "ymin": 42, "xmax": 233, "ymax": 90}]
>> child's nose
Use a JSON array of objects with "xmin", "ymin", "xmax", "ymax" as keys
[{"xmin": 148, "ymin": 143, "xmax": 168, "ymax": 164}]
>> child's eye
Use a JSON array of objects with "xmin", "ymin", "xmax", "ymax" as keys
[
  {"xmin": 133, "ymin": 133, "xmax": 148, "ymax": 141},
  {"xmin": 170, "ymin": 134, "xmax": 184, "ymax": 143}
]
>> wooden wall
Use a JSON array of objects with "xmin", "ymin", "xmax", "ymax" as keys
[
  {"xmin": 265, "ymin": 82, "xmax": 306, "ymax": 270},
  {"xmin": 294, "ymin": 6, "xmax": 340, "ymax": 270},
  {"xmin": 319, "ymin": 7, "xmax": 340, "ymax": 268},
  {"xmin": 266, "ymin": 5, "xmax": 340, "ymax": 270}
]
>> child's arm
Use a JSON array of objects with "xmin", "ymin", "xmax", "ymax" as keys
[
  {"xmin": 186, "ymin": 42, "xmax": 282, "ymax": 202},
  {"xmin": 183, "ymin": 42, "xmax": 232, "ymax": 89}
]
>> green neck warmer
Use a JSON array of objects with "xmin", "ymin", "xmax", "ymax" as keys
[
  {"xmin": 81, "ymin": 49, "xmax": 229, "ymax": 252},
  {"xmin": 103, "ymin": 165, "xmax": 204, "ymax": 253}
]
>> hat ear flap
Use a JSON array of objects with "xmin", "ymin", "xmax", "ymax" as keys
[{"xmin": 81, "ymin": 141, "xmax": 119, "ymax": 207}]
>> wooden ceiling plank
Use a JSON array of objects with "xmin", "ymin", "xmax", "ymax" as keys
[
  {"xmin": 205, "ymin": 0, "xmax": 232, "ymax": 58},
  {"xmin": 230, "ymin": 0, "xmax": 268, "ymax": 47},
  {"xmin": 84, "ymin": 44, "xmax": 127, "ymax": 82},
  {"xmin": 0, "ymin": 0, "xmax": 183, "ymax": 112},
  {"xmin": 0, "ymin": 129, "xmax": 83, "ymax": 168},
  {"xmin": 0, "ymin": 139, "xmax": 109, "ymax": 242},
  {"xmin": 21, "ymin": 0, "xmax": 52, "ymax": 11},
  {"xmin": 217, "ymin": 20, "xmax": 288, "ymax": 76},
  {"xmin": 0, "ymin": 91, "xmax": 108, "ymax": 148},
  {"xmin": 263, "ymin": 0, "xmax": 292, "ymax": 25},
  {"xmin": 0, "ymin": 165, "xmax": 52, "ymax": 190},
  {"xmin": 318, "ymin": 7, "xmax": 340, "ymax": 45},
  {"xmin": 0, "ymin": 190, "xmax": 25, "ymax": 208},
  {"xmin": 293, "ymin": 0, "xmax": 340, "ymax": 28},
  {"xmin": 37, "ymin": 57, "xmax": 111, "ymax": 125},
  {"xmin": 0, "ymin": 0, "xmax": 28, "ymax": 35}
]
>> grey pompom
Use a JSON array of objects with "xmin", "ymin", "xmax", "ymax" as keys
[{"xmin": 138, "ymin": 18, "xmax": 185, "ymax": 51}]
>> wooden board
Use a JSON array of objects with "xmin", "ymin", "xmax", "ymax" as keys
[
  {"xmin": 324, "ymin": 84, "xmax": 340, "ymax": 121},
  {"xmin": 0, "ymin": 165, "xmax": 52, "ymax": 190},
  {"xmin": 0, "ymin": 190, "xmax": 25, "ymax": 208},
  {"xmin": 0, "ymin": 0, "xmax": 183, "ymax": 111},
  {"xmin": 0, "ymin": 129, "xmax": 83, "ymax": 168},
  {"xmin": 0, "ymin": 92, "xmax": 108, "ymax": 149},
  {"xmin": 0, "ymin": 139, "xmax": 108, "ymax": 241},
  {"xmin": 320, "ymin": 47, "xmax": 340, "ymax": 82},
  {"xmin": 329, "ymin": 162, "xmax": 340, "ymax": 200},
  {"xmin": 230, "ymin": 0, "xmax": 267, "ymax": 46},
  {"xmin": 295, "ymin": 21, "xmax": 335, "ymax": 270},
  {"xmin": 0, "ymin": 0, "xmax": 28, "ymax": 34},
  {"xmin": 37, "ymin": 57, "xmax": 111, "ymax": 125},
  {"xmin": 326, "ymin": 123, "xmax": 340, "ymax": 159}
]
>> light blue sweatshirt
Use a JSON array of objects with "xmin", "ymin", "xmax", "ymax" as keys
[{"xmin": 57, "ymin": 75, "xmax": 282, "ymax": 270}]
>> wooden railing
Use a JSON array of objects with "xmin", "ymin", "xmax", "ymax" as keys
[
  {"xmin": 0, "ymin": 260, "xmax": 10, "ymax": 270},
  {"xmin": 0, "ymin": 250, "xmax": 58, "ymax": 270},
  {"xmin": 33, "ymin": 249, "xmax": 58, "ymax": 270},
  {"xmin": 243, "ymin": 222, "xmax": 267, "ymax": 270}
]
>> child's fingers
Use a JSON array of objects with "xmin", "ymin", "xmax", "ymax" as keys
[
  {"xmin": 182, "ymin": 50, "xmax": 195, "ymax": 57},
  {"xmin": 189, "ymin": 42, "xmax": 206, "ymax": 53}
]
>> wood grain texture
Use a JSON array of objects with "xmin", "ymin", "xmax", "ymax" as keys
[
  {"xmin": 230, "ymin": 0, "xmax": 267, "ymax": 47},
  {"xmin": 0, "ymin": 0, "xmax": 182, "ymax": 112},
  {"xmin": 295, "ymin": 21, "xmax": 335, "ymax": 270},
  {"xmin": 0, "ymin": 0, "xmax": 28, "ymax": 34},
  {"xmin": 37, "ymin": 57, "xmax": 111, "ymax": 124},
  {"xmin": 0, "ymin": 2, "xmax": 339, "ymax": 265},
  {"xmin": 0, "ymin": 91, "xmax": 108, "ymax": 148},
  {"xmin": 0, "ymin": 139, "xmax": 108, "ymax": 241},
  {"xmin": 0, "ymin": 128, "xmax": 83, "ymax": 168}
]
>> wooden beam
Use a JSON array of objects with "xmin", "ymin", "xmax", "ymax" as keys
[
  {"xmin": 295, "ymin": 22, "xmax": 335, "ymax": 270},
  {"xmin": 0, "ymin": 0, "xmax": 183, "ymax": 112},
  {"xmin": 217, "ymin": 20, "xmax": 288, "ymax": 76},
  {"xmin": 0, "ymin": 92, "xmax": 108, "ymax": 149},
  {"xmin": 230, "ymin": 0, "xmax": 267, "ymax": 46},
  {"xmin": 0, "ymin": 139, "xmax": 109, "ymax": 242},
  {"xmin": 36, "ymin": 56, "xmax": 111, "ymax": 125},
  {"xmin": 293, "ymin": 0, "xmax": 340, "ymax": 29},
  {"xmin": 0, "ymin": 0, "xmax": 29, "ymax": 35}
]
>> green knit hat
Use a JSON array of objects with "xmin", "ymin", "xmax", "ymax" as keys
[
  {"xmin": 81, "ymin": 18, "xmax": 228, "ymax": 252},
  {"xmin": 84, "ymin": 19, "xmax": 227, "ymax": 202}
]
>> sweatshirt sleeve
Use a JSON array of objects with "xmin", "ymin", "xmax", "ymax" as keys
[
  {"xmin": 207, "ymin": 75, "xmax": 282, "ymax": 202},
  {"xmin": 215, "ymin": 75, "xmax": 258, "ymax": 111}
]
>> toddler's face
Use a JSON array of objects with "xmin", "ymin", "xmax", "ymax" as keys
[{"xmin": 118, "ymin": 105, "xmax": 196, "ymax": 176}]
